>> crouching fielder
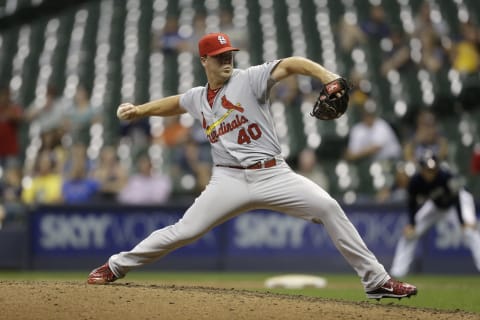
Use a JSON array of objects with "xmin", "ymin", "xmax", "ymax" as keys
[{"xmin": 390, "ymin": 151, "xmax": 480, "ymax": 277}]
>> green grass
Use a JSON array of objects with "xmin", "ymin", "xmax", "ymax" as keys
[{"xmin": 1, "ymin": 271, "xmax": 479, "ymax": 314}]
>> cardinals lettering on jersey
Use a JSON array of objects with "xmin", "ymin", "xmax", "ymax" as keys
[
  {"xmin": 203, "ymin": 95, "xmax": 250, "ymax": 142},
  {"xmin": 205, "ymin": 113, "xmax": 249, "ymax": 143}
]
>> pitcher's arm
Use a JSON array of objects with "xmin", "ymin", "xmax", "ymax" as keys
[{"xmin": 117, "ymin": 95, "xmax": 186, "ymax": 120}]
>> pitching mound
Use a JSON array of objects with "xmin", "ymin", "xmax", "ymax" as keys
[{"xmin": 2, "ymin": 280, "xmax": 477, "ymax": 320}]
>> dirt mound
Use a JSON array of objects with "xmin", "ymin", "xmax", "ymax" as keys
[{"xmin": 2, "ymin": 280, "xmax": 477, "ymax": 320}]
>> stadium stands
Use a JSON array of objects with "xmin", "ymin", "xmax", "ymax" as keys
[{"xmin": 0, "ymin": 0, "xmax": 479, "ymax": 202}]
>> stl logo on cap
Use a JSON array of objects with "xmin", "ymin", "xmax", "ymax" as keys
[
  {"xmin": 218, "ymin": 35, "xmax": 227, "ymax": 44},
  {"xmin": 198, "ymin": 32, "xmax": 239, "ymax": 57}
]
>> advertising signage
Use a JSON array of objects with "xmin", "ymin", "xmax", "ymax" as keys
[{"xmin": 29, "ymin": 204, "xmax": 479, "ymax": 272}]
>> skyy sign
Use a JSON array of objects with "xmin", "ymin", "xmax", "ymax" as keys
[
  {"xmin": 227, "ymin": 210, "xmax": 478, "ymax": 258},
  {"xmin": 38, "ymin": 214, "xmax": 112, "ymax": 250},
  {"xmin": 228, "ymin": 210, "xmax": 407, "ymax": 254},
  {"xmin": 30, "ymin": 207, "xmax": 220, "ymax": 256},
  {"xmin": 30, "ymin": 205, "xmax": 477, "ymax": 259}
]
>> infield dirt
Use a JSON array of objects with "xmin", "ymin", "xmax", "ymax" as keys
[{"xmin": 2, "ymin": 280, "xmax": 479, "ymax": 320}]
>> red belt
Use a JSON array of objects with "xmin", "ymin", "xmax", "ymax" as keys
[{"xmin": 216, "ymin": 158, "xmax": 277, "ymax": 170}]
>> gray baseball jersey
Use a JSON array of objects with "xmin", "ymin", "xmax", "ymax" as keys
[{"xmin": 180, "ymin": 60, "xmax": 282, "ymax": 167}]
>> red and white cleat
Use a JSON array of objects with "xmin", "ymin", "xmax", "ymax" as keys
[
  {"xmin": 366, "ymin": 278, "xmax": 418, "ymax": 300},
  {"xmin": 87, "ymin": 262, "xmax": 118, "ymax": 285}
]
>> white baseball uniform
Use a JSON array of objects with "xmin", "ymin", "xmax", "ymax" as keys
[
  {"xmin": 391, "ymin": 188, "xmax": 480, "ymax": 278},
  {"xmin": 108, "ymin": 60, "xmax": 390, "ymax": 291}
]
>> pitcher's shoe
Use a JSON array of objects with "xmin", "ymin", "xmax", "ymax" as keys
[
  {"xmin": 87, "ymin": 262, "xmax": 118, "ymax": 285},
  {"xmin": 366, "ymin": 278, "xmax": 417, "ymax": 300}
]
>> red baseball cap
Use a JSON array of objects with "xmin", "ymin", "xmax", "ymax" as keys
[{"xmin": 198, "ymin": 32, "xmax": 239, "ymax": 57}]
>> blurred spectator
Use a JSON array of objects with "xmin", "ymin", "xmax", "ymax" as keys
[
  {"xmin": 417, "ymin": 27, "xmax": 449, "ymax": 73},
  {"xmin": 403, "ymin": 109, "xmax": 449, "ymax": 163},
  {"xmin": 21, "ymin": 151, "xmax": 62, "ymax": 205},
  {"xmin": 171, "ymin": 137, "xmax": 211, "ymax": 194},
  {"xmin": 62, "ymin": 154, "xmax": 100, "ymax": 204},
  {"xmin": 0, "ymin": 206, "xmax": 4, "ymax": 229},
  {"xmin": 470, "ymin": 143, "xmax": 480, "ymax": 196},
  {"xmin": 375, "ymin": 162, "xmax": 409, "ymax": 203},
  {"xmin": 119, "ymin": 116, "xmax": 151, "ymax": 160},
  {"xmin": 154, "ymin": 115, "xmax": 190, "ymax": 148},
  {"xmin": 344, "ymin": 102, "xmax": 402, "ymax": 162},
  {"xmin": 62, "ymin": 142, "xmax": 94, "ymax": 177},
  {"xmin": 0, "ymin": 85, "xmax": 23, "ymax": 168},
  {"xmin": 24, "ymin": 130, "xmax": 68, "ymax": 176},
  {"xmin": 359, "ymin": 5, "xmax": 391, "ymax": 40},
  {"xmin": 63, "ymin": 85, "xmax": 101, "ymax": 145},
  {"xmin": 189, "ymin": 12, "xmax": 207, "ymax": 52},
  {"xmin": 296, "ymin": 148, "xmax": 329, "ymax": 192},
  {"xmin": 25, "ymin": 85, "xmax": 65, "ymax": 137},
  {"xmin": 92, "ymin": 145, "xmax": 128, "ymax": 203},
  {"xmin": 413, "ymin": 1, "xmax": 449, "ymax": 38},
  {"xmin": 449, "ymin": 22, "xmax": 480, "ymax": 75},
  {"xmin": 337, "ymin": 14, "xmax": 367, "ymax": 52},
  {"xmin": 190, "ymin": 12, "xmax": 208, "ymax": 85},
  {"xmin": 187, "ymin": 121, "xmax": 213, "ymax": 191},
  {"xmin": 472, "ymin": 143, "xmax": 480, "ymax": 175},
  {"xmin": 219, "ymin": 8, "xmax": 249, "ymax": 51},
  {"xmin": 346, "ymin": 70, "xmax": 370, "ymax": 108},
  {"xmin": 188, "ymin": 120, "xmax": 213, "ymax": 166},
  {"xmin": 153, "ymin": 115, "xmax": 192, "ymax": 192},
  {"xmin": 271, "ymin": 75, "xmax": 302, "ymax": 107},
  {"xmin": 380, "ymin": 30, "xmax": 413, "ymax": 76},
  {"xmin": 154, "ymin": 16, "xmax": 189, "ymax": 54},
  {"xmin": 118, "ymin": 153, "xmax": 172, "ymax": 205},
  {"xmin": 0, "ymin": 164, "xmax": 25, "ymax": 228},
  {"xmin": 32, "ymin": 129, "xmax": 67, "ymax": 175},
  {"xmin": 154, "ymin": 16, "xmax": 189, "ymax": 95}
]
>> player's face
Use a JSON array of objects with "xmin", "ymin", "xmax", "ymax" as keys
[
  {"xmin": 202, "ymin": 51, "xmax": 234, "ymax": 80},
  {"xmin": 211, "ymin": 51, "xmax": 234, "ymax": 65}
]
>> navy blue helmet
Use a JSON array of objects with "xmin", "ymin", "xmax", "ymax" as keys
[{"xmin": 417, "ymin": 150, "xmax": 439, "ymax": 170}]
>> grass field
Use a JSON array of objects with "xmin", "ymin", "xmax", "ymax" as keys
[{"xmin": 1, "ymin": 271, "xmax": 479, "ymax": 314}]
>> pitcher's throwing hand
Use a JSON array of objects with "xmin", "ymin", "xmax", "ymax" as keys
[{"xmin": 116, "ymin": 103, "xmax": 138, "ymax": 120}]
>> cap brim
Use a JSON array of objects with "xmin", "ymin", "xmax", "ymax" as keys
[{"xmin": 207, "ymin": 47, "xmax": 239, "ymax": 56}]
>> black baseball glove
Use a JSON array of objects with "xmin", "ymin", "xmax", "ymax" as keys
[{"xmin": 311, "ymin": 78, "xmax": 350, "ymax": 120}]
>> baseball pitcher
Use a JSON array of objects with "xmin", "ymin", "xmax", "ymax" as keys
[{"xmin": 87, "ymin": 32, "xmax": 417, "ymax": 300}]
